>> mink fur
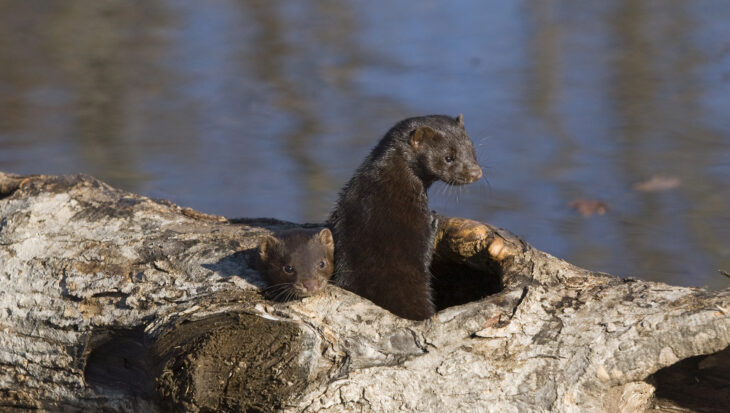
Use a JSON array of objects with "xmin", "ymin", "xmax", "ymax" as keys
[{"xmin": 328, "ymin": 115, "xmax": 482, "ymax": 320}]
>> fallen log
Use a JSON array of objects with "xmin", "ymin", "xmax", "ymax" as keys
[{"xmin": 0, "ymin": 171, "xmax": 728, "ymax": 412}]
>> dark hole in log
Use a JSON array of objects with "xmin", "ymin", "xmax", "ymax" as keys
[
  {"xmin": 430, "ymin": 253, "xmax": 503, "ymax": 311},
  {"xmin": 83, "ymin": 326, "xmax": 154, "ymax": 399},
  {"xmin": 0, "ymin": 184, "xmax": 19, "ymax": 200},
  {"xmin": 649, "ymin": 345, "xmax": 730, "ymax": 412}
]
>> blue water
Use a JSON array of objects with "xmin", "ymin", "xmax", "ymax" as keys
[{"xmin": 1, "ymin": 0, "xmax": 729, "ymax": 289}]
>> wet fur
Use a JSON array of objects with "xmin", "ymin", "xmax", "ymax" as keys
[{"xmin": 328, "ymin": 115, "xmax": 481, "ymax": 320}]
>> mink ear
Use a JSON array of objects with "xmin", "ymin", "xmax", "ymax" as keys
[
  {"xmin": 456, "ymin": 114, "xmax": 464, "ymax": 127},
  {"xmin": 318, "ymin": 228, "xmax": 334, "ymax": 249},
  {"xmin": 409, "ymin": 126, "xmax": 436, "ymax": 150},
  {"xmin": 258, "ymin": 235, "xmax": 279, "ymax": 262}
]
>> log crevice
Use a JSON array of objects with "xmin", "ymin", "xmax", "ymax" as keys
[{"xmin": 649, "ymin": 345, "xmax": 730, "ymax": 412}]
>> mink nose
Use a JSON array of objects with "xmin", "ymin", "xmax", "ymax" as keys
[
  {"xmin": 302, "ymin": 279, "xmax": 319, "ymax": 291},
  {"xmin": 468, "ymin": 167, "xmax": 482, "ymax": 181}
]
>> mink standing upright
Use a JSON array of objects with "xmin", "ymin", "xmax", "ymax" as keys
[{"xmin": 328, "ymin": 115, "xmax": 482, "ymax": 320}]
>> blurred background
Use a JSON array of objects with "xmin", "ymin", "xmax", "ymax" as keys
[{"xmin": 1, "ymin": 0, "xmax": 728, "ymax": 288}]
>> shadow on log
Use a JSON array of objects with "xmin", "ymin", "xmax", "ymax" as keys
[{"xmin": 0, "ymin": 171, "xmax": 729, "ymax": 412}]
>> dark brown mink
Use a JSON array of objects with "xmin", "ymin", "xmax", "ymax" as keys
[
  {"xmin": 327, "ymin": 114, "xmax": 482, "ymax": 320},
  {"xmin": 257, "ymin": 228, "xmax": 334, "ymax": 301}
]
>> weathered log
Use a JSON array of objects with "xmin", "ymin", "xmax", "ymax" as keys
[{"xmin": 0, "ymin": 171, "xmax": 728, "ymax": 412}]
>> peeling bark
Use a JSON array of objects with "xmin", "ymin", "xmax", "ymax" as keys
[{"xmin": 0, "ymin": 171, "xmax": 728, "ymax": 412}]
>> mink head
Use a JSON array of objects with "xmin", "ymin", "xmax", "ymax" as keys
[
  {"xmin": 258, "ymin": 228, "xmax": 334, "ymax": 300},
  {"xmin": 407, "ymin": 114, "xmax": 482, "ymax": 186}
]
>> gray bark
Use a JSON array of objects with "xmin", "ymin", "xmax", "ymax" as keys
[{"xmin": 0, "ymin": 171, "xmax": 728, "ymax": 412}]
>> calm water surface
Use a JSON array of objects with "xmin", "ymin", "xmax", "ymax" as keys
[{"xmin": 1, "ymin": 0, "xmax": 729, "ymax": 289}]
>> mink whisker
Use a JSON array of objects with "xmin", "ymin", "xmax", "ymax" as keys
[
  {"xmin": 480, "ymin": 175, "xmax": 492, "ymax": 193},
  {"xmin": 270, "ymin": 286, "xmax": 292, "ymax": 302},
  {"xmin": 263, "ymin": 282, "xmax": 290, "ymax": 291},
  {"xmin": 268, "ymin": 287, "xmax": 286, "ymax": 302}
]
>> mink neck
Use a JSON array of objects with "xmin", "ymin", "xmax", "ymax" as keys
[
  {"xmin": 379, "ymin": 144, "xmax": 434, "ymax": 194},
  {"xmin": 413, "ymin": 166, "xmax": 437, "ymax": 190},
  {"xmin": 398, "ymin": 143, "xmax": 437, "ymax": 189}
]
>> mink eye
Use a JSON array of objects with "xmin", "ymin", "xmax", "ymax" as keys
[
  {"xmin": 444, "ymin": 155, "xmax": 454, "ymax": 163},
  {"xmin": 318, "ymin": 260, "xmax": 325, "ymax": 269},
  {"xmin": 283, "ymin": 265, "xmax": 294, "ymax": 274}
]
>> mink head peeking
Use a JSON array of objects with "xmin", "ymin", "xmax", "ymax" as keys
[{"xmin": 258, "ymin": 228, "xmax": 334, "ymax": 301}]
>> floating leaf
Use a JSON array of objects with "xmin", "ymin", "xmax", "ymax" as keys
[
  {"xmin": 633, "ymin": 175, "xmax": 681, "ymax": 192},
  {"xmin": 569, "ymin": 199, "xmax": 608, "ymax": 217}
]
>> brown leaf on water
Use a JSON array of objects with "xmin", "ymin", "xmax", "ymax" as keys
[
  {"xmin": 633, "ymin": 175, "xmax": 681, "ymax": 192},
  {"xmin": 570, "ymin": 199, "xmax": 608, "ymax": 217}
]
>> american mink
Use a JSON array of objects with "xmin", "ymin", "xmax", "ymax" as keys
[
  {"xmin": 328, "ymin": 114, "xmax": 482, "ymax": 320},
  {"xmin": 257, "ymin": 228, "xmax": 334, "ymax": 301}
]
